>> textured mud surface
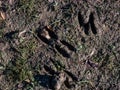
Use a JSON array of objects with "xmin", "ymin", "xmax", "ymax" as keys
[{"xmin": 0, "ymin": 0, "xmax": 120, "ymax": 90}]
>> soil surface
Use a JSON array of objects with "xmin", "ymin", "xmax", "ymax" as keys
[{"xmin": 0, "ymin": 0, "xmax": 120, "ymax": 90}]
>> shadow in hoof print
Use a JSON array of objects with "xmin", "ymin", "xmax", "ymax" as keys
[
  {"xmin": 78, "ymin": 11, "xmax": 97, "ymax": 35},
  {"xmin": 37, "ymin": 26, "xmax": 76, "ymax": 58},
  {"xmin": 42, "ymin": 64, "xmax": 78, "ymax": 90}
]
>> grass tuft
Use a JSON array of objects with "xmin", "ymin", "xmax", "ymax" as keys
[{"xmin": 5, "ymin": 58, "xmax": 33, "ymax": 82}]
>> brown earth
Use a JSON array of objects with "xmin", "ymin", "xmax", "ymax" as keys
[{"xmin": 0, "ymin": 0, "xmax": 120, "ymax": 90}]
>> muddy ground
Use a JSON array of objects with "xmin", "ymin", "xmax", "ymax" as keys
[{"xmin": 0, "ymin": 0, "xmax": 120, "ymax": 90}]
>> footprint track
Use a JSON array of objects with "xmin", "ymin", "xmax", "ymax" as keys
[
  {"xmin": 37, "ymin": 26, "xmax": 76, "ymax": 58},
  {"xmin": 78, "ymin": 11, "xmax": 98, "ymax": 35}
]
